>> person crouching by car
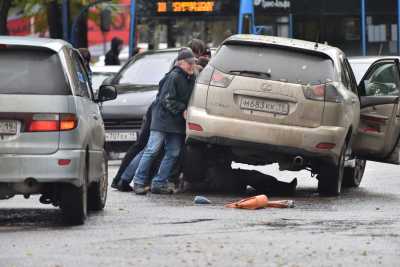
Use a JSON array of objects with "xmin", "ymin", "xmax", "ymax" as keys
[{"xmin": 132, "ymin": 48, "xmax": 196, "ymax": 195}]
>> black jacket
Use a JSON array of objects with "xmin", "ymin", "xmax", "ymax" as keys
[
  {"xmin": 105, "ymin": 38, "xmax": 122, "ymax": 65},
  {"xmin": 150, "ymin": 66, "xmax": 195, "ymax": 134}
]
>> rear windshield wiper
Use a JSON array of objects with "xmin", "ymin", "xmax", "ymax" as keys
[{"xmin": 229, "ymin": 70, "xmax": 271, "ymax": 79}]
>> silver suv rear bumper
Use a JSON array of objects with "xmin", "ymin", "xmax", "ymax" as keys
[{"xmin": 187, "ymin": 107, "xmax": 347, "ymax": 163}]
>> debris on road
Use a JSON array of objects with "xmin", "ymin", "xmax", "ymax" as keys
[
  {"xmin": 194, "ymin": 196, "xmax": 212, "ymax": 204},
  {"xmin": 225, "ymin": 195, "xmax": 295, "ymax": 210}
]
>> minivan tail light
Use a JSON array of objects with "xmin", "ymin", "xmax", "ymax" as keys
[
  {"xmin": 210, "ymin": 69, "xmax": 234, "ymax": 88},
  {"xmin": 27, "ymin": 113, "xmax": 77, "ymax": 132},
  {"xmin": 303, "ymin": 83, "xmax": 343, "ymax": 103},
  {"xmin": 29, "ymin": 121, "xmax": 59, "ymax": 132},
  {"xmin": 60, "ymin": 114, "xmax": 78, "ymax": 131}
]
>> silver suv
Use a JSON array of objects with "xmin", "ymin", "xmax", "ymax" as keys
[
  {"xmin": 185, "ymin": 34, "xmax": 400, "ymax": 196},
  {"xmin": 0, "ymin": 37, "xmax": 117, "ymax": 224}
]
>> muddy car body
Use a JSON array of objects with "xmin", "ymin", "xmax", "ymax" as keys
[{"xmin": 185, "ymin": 34, "xmax": 400, "ymax": 196}]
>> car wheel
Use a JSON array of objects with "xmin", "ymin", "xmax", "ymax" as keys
[
  {"xmin": 60, "ymin": 164, "xmax": 88, "ymax": 225},
  {"xmin": 182, "ymin": 144, "xmax": 206, "ymax": 182},
  {"xmin": 317, "ymin": 143, "xmax": 346, "ymax": 196},
  {"xmin": 342, "ymin": 158, "xmax": 366, "ymax": 188},
  {"xmin": 88, "ymin": 153, "xmax": 108, "ymax": 211}
]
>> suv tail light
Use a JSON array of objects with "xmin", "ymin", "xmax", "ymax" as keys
[
  {"xmin": 27, "ymin": 113, "xmax": 78, "ymax": 132},
  {"xmin": 303, "ymin": 83, "xmax": 343, "ymax": 103},
  {"xmin": 210, "ymin": 69, "xmax": 234, "ymax": 88},
  {"xmin": 197, "ymin": 65, "xmax": 214, "ymax": 85}
]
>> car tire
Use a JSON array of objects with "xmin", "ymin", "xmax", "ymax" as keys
[
  {"xmin": 60, "ymin": 165, "xmax": 88, "ymax": 225},
  {"xmin": 183, "ymin": 143, "xmax": 206, "ymax": 182},
  {"xmin": 88, "ymin": 153, "xmax": 108, "ymax": 211},
  {"xmin": 317, "ymin": 143, "xmax": 346, "ymax": 196},
  {"xmin": 342, "ymin": 158, "xmax": 366, "ymax": 188}
]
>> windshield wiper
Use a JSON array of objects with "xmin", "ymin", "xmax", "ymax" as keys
[{"xmin": 230, "ymin": 70, "xmax": 271, "ymax": 79}]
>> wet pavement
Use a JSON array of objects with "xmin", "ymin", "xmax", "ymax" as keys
[{"xmin": 0, "ymin": 161, "xmax": 399, "ymax": 267}]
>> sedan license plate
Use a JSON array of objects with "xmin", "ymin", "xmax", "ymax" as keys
[
  {"xmin": 0, "ymin": 120, "xmax": 17, "ymax": 135},
  {"xmin": 240, "ymin": 97, "xmax": 289, "ymax": 115},
  {"xmin": 105, "ymin": 131, "xmax": 137, "ymax": 142}
]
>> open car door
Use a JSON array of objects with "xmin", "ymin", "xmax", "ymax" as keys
[{"xmin": 352, "ymin": 58, "xmax": 400, "ymax": 164}]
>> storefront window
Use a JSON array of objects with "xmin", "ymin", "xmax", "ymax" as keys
[{"xmin": 136, "ymin": 0, "xmax": 239, "ymax": 49}]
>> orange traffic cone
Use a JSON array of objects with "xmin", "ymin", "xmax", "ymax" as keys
[
  {"xmin": 225, "ymin": 195, "xmax": 269, "ymax": 210},
  {"xmin": 225, "ymin": 195, "xmax": 295, "ymax": 210}
]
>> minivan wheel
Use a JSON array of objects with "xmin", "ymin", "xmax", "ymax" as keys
[
  {"xmin": 342, "ymin": 159, "xmax": 366, "ymax": 188},
  {"xmin": 182, "ymin": 144, "xmax": 206, "ymax": 182},
  {"xmin": 88, "ymin": 153, "xmax": 108, "ymax": 211},
  {"xmin": 317, "ymin": 144, "xmax": 346, "ymax": 196},
  {"xmin": 60, "ymin": 167, "xmax": 88, "ymax": 225}
]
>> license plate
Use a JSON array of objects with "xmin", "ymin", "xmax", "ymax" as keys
[
  {"xmin": 105, "ymin": 131, "xmax": 137, "ymax": 142},
  {"xmin": 240, "ymin": 97, "xmax": 289, "ymax": 115},
  {"xmin": 0, "ymin": 120, "xmax": 17, "ymax": 135}
]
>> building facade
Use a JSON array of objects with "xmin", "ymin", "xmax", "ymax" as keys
[{"xmin": 136, "ymin": 0, "xmax": 399, "ymax": 56}]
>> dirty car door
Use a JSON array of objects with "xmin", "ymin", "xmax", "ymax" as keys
[{"xmin": 352, "ymin": 58, "xmax": 400, "ymax": 164}]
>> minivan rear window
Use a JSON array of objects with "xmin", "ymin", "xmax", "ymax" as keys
[
  {"xmin": 0, "ymin": 47, "xmax": 69, "ymax": 95},
  {"xmin": 211, "ymin": 44, "xmax": 335, "ymax": 85}
]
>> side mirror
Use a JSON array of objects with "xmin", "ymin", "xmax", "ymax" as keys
[
  {"xmin": 360, "ymin": 96, "xmax": 399, "ymax": 109},
  {"xmin": 102, "ymin": 76, "xmax": 114, "ymax": 86},
  {"xmin": 97, "ymin": 85, "xmax": 117, "ymax": 102}
]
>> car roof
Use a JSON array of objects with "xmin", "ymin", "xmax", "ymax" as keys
[
  {"xmin": 223, "ymin": 34, "xmax": 343, "ymax": 60},
  {"xmin": 0, "ymin": 36, "xmax": 71, "ymax": 52}
]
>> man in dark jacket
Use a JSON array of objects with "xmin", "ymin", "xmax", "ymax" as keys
[
  {"xmin": 132, "ymin": 48, "xmax": 196, "ymax": 194},
  {"xmin": 105, "ymin": 37, "xmax": 123, "ymax": 65}
]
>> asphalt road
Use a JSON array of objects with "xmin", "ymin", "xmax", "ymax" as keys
[{"xmin": 0, "ymin": 161, "xmax": 399, "ymax": 267}]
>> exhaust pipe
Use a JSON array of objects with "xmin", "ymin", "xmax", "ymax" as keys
[{"xmin": 293, "ymin": 156, "xmax": 304, "ymax": 167}]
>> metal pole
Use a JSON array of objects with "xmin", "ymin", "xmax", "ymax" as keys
[
  {"xmin": 62, "ymin": 0, "xmax": 69, "ymax": 41},
  {"xmin": 361, "ymin": 0, "xmax": 367, "ymax": 56},
  {"xmin": 397, "ymin": 0, "xmax": 400, "ymax": 55},
  {"xmin": 129, "ymin": 0, "xmax": 136, "ymax": 57},
  {"xmin": 238, "ymin": 0, "xmax": 254, "ymax": 34},
  {"xmin": 289, "ymin": 13, "xmax": 293, "ymax": 38}
]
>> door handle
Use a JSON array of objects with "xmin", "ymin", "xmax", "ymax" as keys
[{"xmin": 92, "ymin": 115, "xmax": 99, "ymax": 120}]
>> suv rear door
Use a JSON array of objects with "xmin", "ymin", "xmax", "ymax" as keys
[
  {"xmin": 352, "ymin": 58, "xmax": 400, "ymax": 164},
  {"xmin": 0, "ymin": 46, "xmax": 70, "ymax": 155},
  {"xmin": 205, "ymin": 43, "xmax": 336, "ymax": 129}
]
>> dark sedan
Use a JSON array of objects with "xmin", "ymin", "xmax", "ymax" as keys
[{"xmin": 101, "ymin": 49, "xmax": 179, "ymax": 158}]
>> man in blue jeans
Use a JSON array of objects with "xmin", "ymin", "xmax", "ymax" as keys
[{"xmin": 133, "ymin": 48, "xmax": 196, "ymax": 195}]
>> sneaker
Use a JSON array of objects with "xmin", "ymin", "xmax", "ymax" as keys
[
  {"xmin": 134, "ymin": 183, "xmax": 148, "ymax": 195},
  {"xmin": 111, "ymin": 177, "xmax": 119, "ymax": 189},
  {"xmin": 151, "ymin": 184, "xmax": 174, "ymax": 195},
  {"xmin": 117, "ymin": 180, "xmax": 133, "ymax": 192}
]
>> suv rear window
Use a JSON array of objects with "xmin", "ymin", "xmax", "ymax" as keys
[
  {"xmin": 212, "ymin": 44, "xmax": 335, "ymax": 85},
  {"xmin": 0, "ymin": 47, "xmax": 69, "ymax": 95}
]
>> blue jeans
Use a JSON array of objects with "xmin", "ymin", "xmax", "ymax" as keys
[
  {"xmin": 120, "ymin": 150, "xmax": 144, "ymax": 183},
  {"xmin": 134, "ymin": 131, "xmax": 184, "ymax": 187}
]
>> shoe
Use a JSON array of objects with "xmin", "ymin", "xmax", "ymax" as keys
[
  {"xmin": 289, "ymin": 178, "xmax": 298, "ymax": 195},
  {"xmin": 111, "ymin": 177, "xmax": 119, "ymax": 189},
  {"xmin": 117, "ymin": 180, "xmax": 133, "ymax": 192},
  {"xmin": 134, "ymin": 183, "xmax": 148, "ymax": 195},
  {"xmin": 151, "ymin": 184, "xmax": 174, "ymax": 195}
]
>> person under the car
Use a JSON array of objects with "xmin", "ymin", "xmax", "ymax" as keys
[{"xmin": 131, "ymin": 48, "xmax": 196, "ymax": 195}]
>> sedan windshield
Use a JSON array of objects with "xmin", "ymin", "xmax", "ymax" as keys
[{"xmin": 116, "ymin": 52, "xmax": 177, "ymax": 86}]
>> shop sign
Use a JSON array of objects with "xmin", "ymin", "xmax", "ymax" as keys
[
  {"xmin": 254, "ymin": 0, "xmax": 291, "ymax": 9},
  {"xmin": 157, "ymin": 1, "xmax": 215, "ymax": 13},
  {"xmin": 153, "ymin": 0, "xmax": 238, "ymax": 17}
]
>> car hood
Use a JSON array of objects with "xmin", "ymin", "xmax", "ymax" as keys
[{"xmin": 101, "ymin": 86, "xmax": 158, "ymax": 119}]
